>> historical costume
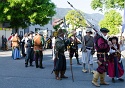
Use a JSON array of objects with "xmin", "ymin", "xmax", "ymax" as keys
[
  {"xmin": 21, "ymin": 33, "xmax": 29, "ymax": 57},
  {"xmin": 67, "ymin": 30, "xmax": 81, "ymax": 65},
  {"xmin": 53, "ymin": 29, "xmax": 68, "ymax": 80},
  {"xmin": 92, "ymin": 28, "xmax": 110, "ymax": 87},
  {"xmin": 82, "ymin": 28, "xmax": 95, "ymax": 73},
  {"xmin": 108, "ymin": 36, "xmax": 124, "ymax": 82},
  {"xmin": 2, "ymin": 35, "xmax": 7, "ymax": 50},
  {"xmin": 33, "ymin": 32, "xmax": 44, "ymax": 69},
  {"xmin": 8, "ymin": 33, "xmax": 14, "ymax": 48},
  {"xmin": 25, "ymin": 31, "xmax": 34, "ymax": 67},
  {"xmin": 12, "ymin": 33, "xmax": 21, "ymax": 60},
  {"xmin": 52, "ymin": 36, "xmax": 56, "ymax": 60}
]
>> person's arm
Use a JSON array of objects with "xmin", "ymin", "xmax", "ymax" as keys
[{"xmin": 82, "ymin": 36, "xmax": 86, "ymax": 52}]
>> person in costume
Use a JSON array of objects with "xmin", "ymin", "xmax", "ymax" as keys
[
  {"xmin": 21, "ymin": 33, "xmax": 30, "ymax": 57},
  {"xmin": 67, "ymin": 30, "xmax": 81, "ymax": 65},
  {"xmin": 81, "ymin": 27, "xmax": 95, "ymax": 73},
  {"xmin": 12, "ymin": 33, "xmax": 21, "ymax": 60},
  {"xmin": 92, "ymin": 28, "xmax": 111, "ymax": 87},
  {"xmin": 53, "ymin": 29, "xmax": 68, "ymax": 80},
  {"xmin": 33, "ymin": 32, "xmax": 44, "ymax": 69},
  {"xmin": 25, "ymin": 31, "xmax": 34, "ymax": 67},
  {"xmin": 52, "ymin": 36, "xmax": 56, "ymax": 60},
  {"xmin": 108, "ymin": 36, "xmax": 125, "ymax": 82}
]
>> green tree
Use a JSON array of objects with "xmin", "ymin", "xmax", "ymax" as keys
[
  {"xmin": 91, "ymin": 0, "xmax": 124, "ymax": 11},
  {"xmin": 99, "ymin": 10, "xmax": 122, "ymax": 35},
  {"xmin": 0, "ymin": 0, "xmax": 56, "ymax": 31},
  {"xmin": 65, "ymin": 10, "xmax": 86, "ymax": 30}
]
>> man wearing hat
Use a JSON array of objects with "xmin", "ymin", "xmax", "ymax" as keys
[
  {"xmin": 67, "ymin": 30, "xmax": 81, "ymax": 65},
  {"xmin": 53, "ymin": 29, "xmax": 68, "ymax": 80},
  {"xmin": 33, "ymin": 31, "xmax": 44, "ymax": 69},
  {"xmin": 81, "ymin": 27, "xmax": 95, "ymax": 73},
  {"xmin": 25, "ymin": 31, "xmax": 34, "ymax": 67},
  {"xmin": 92, "ymin": 28, "xmax": 111, "ymax": 87}
]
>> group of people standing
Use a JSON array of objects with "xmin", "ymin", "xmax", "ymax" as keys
[
  {"xmin": 9, "ymin": 31, "xmax": 45, "ymax": 69},
  {"xmin": 6, "ymin": 27, "xmax": 125, "ymax": 87},
  {"xmin": 52, "ymin": 27, "xmax": 125, "ymax": 87}
]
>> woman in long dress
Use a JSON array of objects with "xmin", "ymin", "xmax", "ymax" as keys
[
  {"xmin": 108, "ymin": 36, "xmax": 125, "ymax": 83},
  {"xmin": 12, "ymin": 33, "xmax": 21, "ymax": 60}
]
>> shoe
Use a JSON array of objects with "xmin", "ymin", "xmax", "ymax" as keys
[
  {"xmin": 118, "ymin": 78, "xmax": 124, "ymax": 82},
  {"xmin": 77, "ymin": 63, "xmax": 82, "ymax": 65},
  {"xmin": 25, "ymin": 64, "xmax": 28, "ymax": 67},
  {"xmin": 56, "ymin": 77, "xmax": 62, "ymax": 80},
  {"xmin": 82, "ymin": 69, "xmax": 87, "ymax": 73},
  {"xmin": 36, "ymin": 65, "xmax": 39, "ymax": 68},
  {"xmin": 30, "ymin": 64, "xmax": 34, "ymax": 67},
  {"xmin": 112, "ymin": 78, "xmax": 115, "ymax": 83},
  {"xmin": 39, "ymin": 67, "xmax": 45, "ymax": 69},
  {"xmin": 60, "ymin": 75, "xmax": 68, "ymax": 78}
]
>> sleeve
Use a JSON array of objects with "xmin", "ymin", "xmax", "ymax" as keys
[
  {"xmin": 82, "ymin": 36, "xmax": 86, "ymax": 51},
  {"xmin": 97, "ymin": 38, "xmax": 109, "ymax": 50},
  {"xmin": 109, "ymin": 48, "xmax": 116, "ymax": 53},
  {"xmin": 21, "ymin": 37, "xmax": 25, "ymax": 42},
  {"xmin": 41, "ymin": 36, "xmax": 45, "ymax": 46},
  {"xmin": 120, "ymin": 44, "xmax": 125, "ymax": 51},
  {"xmin": 8, "ymin": 36, "xmax": 12, "ymax": 41}
]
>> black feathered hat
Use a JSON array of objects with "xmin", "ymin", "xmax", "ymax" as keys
[{"xmin": 100, "ymin": 28, "xmax": 109, "ymax": 33}]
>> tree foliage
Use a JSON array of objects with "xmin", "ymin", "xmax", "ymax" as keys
[
  {"xmin": 91, "ymin": 0, "xmax": 124, "ymax": 11},
  {"xmin": 99, "ymin": 10, "xmax": 122, "ymax": 35},
  {"xmin": 65, "ymin": 10, "xmax": 86, "ymax": 30},
  {"xmin": 0, "ymin": 0, "xmax": 56, "ymax": 29}
]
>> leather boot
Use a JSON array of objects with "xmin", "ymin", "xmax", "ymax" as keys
[
  {"xmin": 60, "ymin": 71, "xmax": 68, "ymax": 78},
  {"xmin": 25, "ymin": 60, "xmax": 28, "ymax": 67},
  {"xmin": 30, "ymin": 59, "xmax": 33, "ymax": 66},
  {"xmin": 92, "ymin": 71, "xmax": 100, "ymax": 87},
  {"xmin": 35, "ymin": 59, "xmax": 39, "ymax": 68},
  {"xmin": 54, "ymin": 71, "xmax": 61, "ymax": 80},
  {"xmin": 76, "ymin": 58, "xmax": 81, "ymax": 65},
  {"xmin": 39, "ymin": 59, "xmax": 44, "ymax": 69},
  {"xmin": 100, "ymin": 73, "xmax": 109, "ymax": 85}
]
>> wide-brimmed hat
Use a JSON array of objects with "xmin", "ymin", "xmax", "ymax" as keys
[
  {"xmin": 109, "ymin": 36, "xmax": 118, "ymax": 42},
  {"xmin": 100, "ymin": 28, "xmax": 109, "ymax": 33},
  {"xmin": 86, "ymin": 27, "xmax": 93, "ymax": 34},
  {"xmin": 28, "ymin": 31, "xmax": 34, "ymax": 35}
]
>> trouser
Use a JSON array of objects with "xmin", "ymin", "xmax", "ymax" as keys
[
  {"xmin": 69, "ymin": 48, "xmax": 80, "ymax": 64},
  {"xmin": 34, "ymin": 51, "xmax": 43, "ymax": 68},
  {"xmin": 25, "ymin": 48, "xmax": 33, "ymax": 66}
]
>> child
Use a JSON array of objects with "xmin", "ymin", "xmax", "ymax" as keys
[{"xmin": 108, "ymin": 36, "xmax": 125, "ymax": 83}]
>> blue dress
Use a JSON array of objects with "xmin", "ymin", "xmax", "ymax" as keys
[{"xmin": 12, "ymin": 47, "xmax": 21, "ymax": 60}]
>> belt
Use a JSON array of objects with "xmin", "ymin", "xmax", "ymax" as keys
[
  {"xmin": 86, "ymin": 47, "xmax": 92, "ymax": 50},
  {"xmin": 97, "ymin": 52, "xmax": 107, "ymax": 54}
]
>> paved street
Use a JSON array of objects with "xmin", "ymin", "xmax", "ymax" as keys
[{"xmin": 0, "ymin": 49, "xmax": 125, "ymax": 88}]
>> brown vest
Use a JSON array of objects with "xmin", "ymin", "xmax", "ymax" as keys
[
  {"xmin": 33, "ymin": 35, "xmax": 42, "ymax": 51},
  {"xmin": 12, "ymin": 36, "xmax": 20, "ymax": 48}
]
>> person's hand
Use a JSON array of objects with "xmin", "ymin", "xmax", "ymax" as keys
[
  {"xmin": 119, "ymin": 59, "xmax": 122, "ymax": 63},
  {"xmin": 83, "ymin": 49, "xmax": 87, "ymax": 52},
  {"xmin": 119, "ymin": 40, "xmax": 123, "ymax": 45},
  {"xmin": 108, "ymin": 41, "xmax": 112, "ymax": 46}
]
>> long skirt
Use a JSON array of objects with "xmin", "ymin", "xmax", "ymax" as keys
[
  {"xmin": 12, "ymin": 48, "xmax": 21, "ymax": 60},
  {"xmin": 54, "ymin": 53, "xmax": 66, "ymax": 71},
  {"xmin": 108, "ymin": 57, "xmax": 124, "ymax": 78}
]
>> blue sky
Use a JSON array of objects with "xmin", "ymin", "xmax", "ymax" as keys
[{"xmin": 51, "ymin": 0, "xmax": 101, "ymax": 14}]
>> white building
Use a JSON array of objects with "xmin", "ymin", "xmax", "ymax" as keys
[{"xmin": 17, "ymin": 20, "xmax": 54, "ymax": 37}]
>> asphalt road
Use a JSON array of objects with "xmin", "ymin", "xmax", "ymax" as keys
[{"xmin": 0, "ymin": 49, "xmax": 125, "ymax": 88}]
